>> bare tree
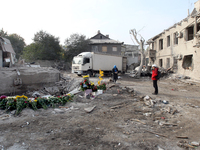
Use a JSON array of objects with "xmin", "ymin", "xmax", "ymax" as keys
[{"xmin": 129, "ymin": 29, "xmax": 145, "ymax": 78}]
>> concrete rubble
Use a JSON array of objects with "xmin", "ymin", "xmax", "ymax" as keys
[
  {"xmin": 0, "ymin": 67, "xmax": 60, "ymax": 95},
  {"xmin": 129, "ymin": 66, "xmax": 174, "ymax": 79}
]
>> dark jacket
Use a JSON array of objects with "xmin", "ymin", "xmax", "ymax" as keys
[
  {"xmin": 151, "ymin": 67, "xmax": 158, "ymax": 80},
  {"xmin": 112, "ymin": 67, "xmax": 118, "ymax": 80}
]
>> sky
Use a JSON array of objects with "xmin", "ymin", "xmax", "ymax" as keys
[{"xmin": 1, "ymin": 0, "xmax": 198, "ymax": 45}]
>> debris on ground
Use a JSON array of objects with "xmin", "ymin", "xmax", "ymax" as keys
[
  {"xmin": 0, "ymin": 72, "xmax": 200, "ymax": 149},
  {"xmin": 191, "ymin": 141, "xmax": 199, "ymax": 146},
  {"xmin": 84, "ymin": 105, "xmax": 96, "ymax": 113},
  {"xmin": 177, "ymin": 140, "xmax": 195, "ymax": 149}
]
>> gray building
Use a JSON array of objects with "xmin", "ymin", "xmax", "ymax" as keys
[
  {"xmin": 121, "ymin": 44, "xmax": 140, "ymax": 68},
  {"xmin": 89, "ymin": 31, "xmax": 123, "ymax": 55},
  {"xmin": 0, "ymin": 37, "xmax": 16, "ymax": 67}
]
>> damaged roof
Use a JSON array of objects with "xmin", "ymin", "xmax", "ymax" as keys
[
  {"xmin": 147, "ymin": 7, "xmax": 200, "ymax": 44},
  {"xmin": 0, "ymin": 37, "xmax": 15, "ymax": 54}
]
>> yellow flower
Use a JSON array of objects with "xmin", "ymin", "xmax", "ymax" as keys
[
  {"xmin": 83, "ymin": 75, "xmax": 89, "ymax": 78},
  {"xmin": 34, "ymin": 100, "xmax": 37, "ymax": 102},
  {"xmin": 29, "ymin": 100, "xmax": 32, "ymax": 103},
  {"xmin": 99, "ymin": 70, "xmax": 104, "ymax": 76},
  {"xmin": 98, "ymin": 81, "xmax": 101, "ymax": 85},
  {"xmin": 15, "ymin": 95, "xmax": 20, "ymax": 99},
  {"xmin": 91, "ymin": 82, "xmax": 94, "ymax": 85},
  {"xmin": 22, "ymin": 95, "xmax": 28, "ymax": 100},
  {"xmin": 15, "ymin": 95, "xmax": 28, "ymax": 100}
]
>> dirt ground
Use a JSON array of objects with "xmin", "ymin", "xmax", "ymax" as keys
[{"xmin": 1, "ymin": 73, "xmax": 200, "ymax": 150}]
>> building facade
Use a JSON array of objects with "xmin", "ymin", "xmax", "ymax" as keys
[
  {"xmin": 0, "ymin": 37, "xmax": 16, "ymax": 67},
  {"xmin": 147, "ymin": 0, "xmax": 200, "ymax": 80},
  {"xmin": 121, "ymin": 44, "xmax": 140, "ymax": 67},
  {"xmin": 89, "ymin": 31, "xmax": 123, "ymax": 55}
]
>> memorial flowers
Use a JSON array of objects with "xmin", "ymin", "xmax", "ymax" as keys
[
  {"xmin": 0, "ymin": 94, "xmax": 74, "ymax": 115},
  {"xmin": 80, "ymin": 79, "xmax": 106, "ymax": 92},
  {"xmin": 80, "ymin": 71, "xmax": 107, "ymax": 92},
  {"xmin": 80, "ymin": 79, "xmax": 95, "ymax": 91}
]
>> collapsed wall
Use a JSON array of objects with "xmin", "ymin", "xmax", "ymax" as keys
[{"xmin": 0, "ymin": 67, "xmax": 60, "ymax": 95}]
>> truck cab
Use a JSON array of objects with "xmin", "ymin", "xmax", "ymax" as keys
[{"xmin": 72, "ymin": 52, "xmax": 93, "ymax": 76}]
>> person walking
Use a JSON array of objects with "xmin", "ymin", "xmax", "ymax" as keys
[
  {"xmin": 112, "ymin": 65, "xmax": 118, "ymax": 82},
  {"xmin": 151, "ymin": 64, "xmax": 158, "ymax": 95}
]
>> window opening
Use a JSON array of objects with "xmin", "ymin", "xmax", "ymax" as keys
[
  {"xmin": 187, "ymin": 26, "xmax": 194, "ymax": 41},
  {"xmin": 174, "ymin": 33, "xmax": 178, "ymax": 45},
  {"xmin": 159, "ymin": 39, "xmax": 163, "ymax": 50},
  {"xmin": 159, "ymin": 59, "xmax": 163, "ymax": 67},
  {"xmin": 166, "ymin": 58, "xmax": 170, "ymax": 68},
  {"xmin": 112, "ymin": 47, "xmax": 117, "ymax": 51},
  {"xmin": 182, "ymin": 55, "xmax": 193, "ymax": 70},
  {"xmin": 167, "ymin": 36, "xmax": 170, "ymax": 47},
  {"xmin": 102, "ymin": 46, "xmax": 107, "ymax": 52},
  {"xmin": 83, "ymin": 58, "xmax": 90, "ymax": 64},
  {"xmin": 173, "ymin": 57, "xmax": 178, "ymax": 69}
]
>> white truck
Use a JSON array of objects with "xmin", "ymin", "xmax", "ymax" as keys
[{"xmin": 72, "ymin": 52, "xmax": 127, "ymax": 76}]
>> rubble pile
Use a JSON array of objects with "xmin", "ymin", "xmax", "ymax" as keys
[
  {"xmin": 129, "ymin": 66, "xmax": 174, "ymax": 79},
  {"xmin": 24, "ymin": 75, "xmax": 82, "ymax": 97}
]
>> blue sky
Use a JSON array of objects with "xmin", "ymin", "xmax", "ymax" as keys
[{"xmin": 1, "ymin": 0, "xmax": 197, "ymax": 45}]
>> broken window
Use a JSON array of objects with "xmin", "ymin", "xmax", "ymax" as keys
[
  {"xmin": 167, "ymin": 35, "xmax": 170, "ymax": 47},
  {"xmin": 174, "ymin": 33, "xmax": 178, "ymax": 45},
  {"xmin": 166, "ymin": 58, "xmax": 170, "ymax": 68},
  {"xmin": 186, "ymin": 26, "xmax": 194, "ymax": 41},
  {"xmin": 159, "ymin": 39, "xmax": 163, "ymax": 50},
  {"xmin": 102, "ymin": 46, "xmax": 107, "ymax": 52},
  {"xmin": 182, "ymin": 55, "xmax": 193, "ymax": 70},
  {"xmin": 159, "ymin": 59, "xmax": 163, "ymax": 67}
]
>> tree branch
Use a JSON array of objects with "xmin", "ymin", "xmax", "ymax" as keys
[{"xmin": 129, "ymin": 29, "xmax": 140, "ymax": 45}]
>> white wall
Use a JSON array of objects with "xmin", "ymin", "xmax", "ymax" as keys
[{"xmin": 151, "ymin": 16, "xmax": 200, "ymax": 80}]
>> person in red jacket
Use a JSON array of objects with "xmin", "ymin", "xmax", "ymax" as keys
[{"xmin": 151, "ymin": 64, "xmax": 158, "ymax": 95}]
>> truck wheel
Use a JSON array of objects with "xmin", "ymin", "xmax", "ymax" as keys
[{"xmin": 88, "ymin": 71, "xmax": 93, "ymax": 77}]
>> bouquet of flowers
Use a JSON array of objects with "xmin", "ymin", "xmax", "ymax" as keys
[
  {"xmin": 80, "ymin": 74, "xmax": 107, "ymax": 92},
  {"xmin": 80, "ymin": 79, "xmax": 106, "ymax": 92},
  {"xmin": 0, "ymin": 94, "xmax": 74, "ymax": 115},
  {"xmin": 98, "ymin": 82, "xmax": 107, "ymax": 90},
  {"xmin": 80, "ymin": 79, "xmax": 96, "ymax": 91}
]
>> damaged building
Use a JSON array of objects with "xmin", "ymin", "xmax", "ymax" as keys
[
  {"xmin": 0, "ymin": 37, "xmax": 60, "ymax": 95},
  {"xmin": 121, "ymin": 44, "xmax": 140, "ymax": 69},
  {"xmin": 147, "ymin": 0, "xmax": 200, "ymax": 80},
  {"xmin": 0, "ymin": 36, "xmax": 16, "ymax": 67}
]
